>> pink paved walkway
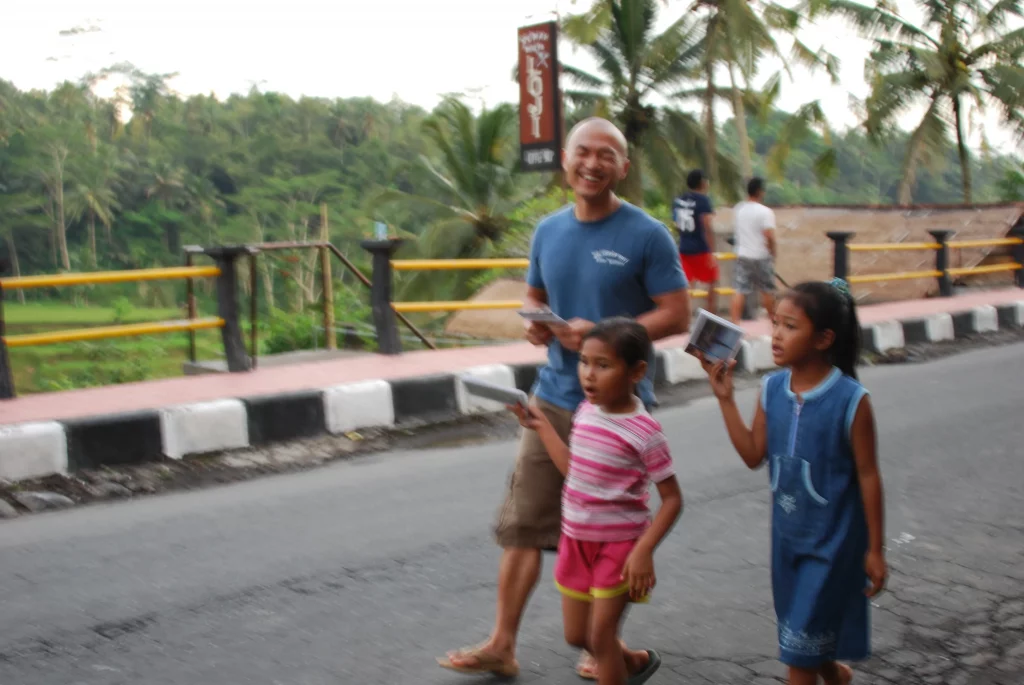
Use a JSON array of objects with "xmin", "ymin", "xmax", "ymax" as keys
[{"xmin": 1, "ymin": 290, "xmax": 1021, "ymax": 426}]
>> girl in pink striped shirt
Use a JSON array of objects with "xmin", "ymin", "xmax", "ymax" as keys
[{"xmin": 512, "ymin": 317, "xmax": 683, "ymax": 685}]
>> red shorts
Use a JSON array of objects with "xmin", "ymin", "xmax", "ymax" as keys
[
  {"xmin": 680, "ymin": 252, "xmax": 719, "ymax": 284},
  {"xmin": 553, "ymin": 535, "xmax": 650, "ymax": 603}
]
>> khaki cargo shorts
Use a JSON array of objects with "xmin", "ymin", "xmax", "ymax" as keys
[{"xmin": 493, "ymin": 397, "xmax": 574, "ymax": 551}]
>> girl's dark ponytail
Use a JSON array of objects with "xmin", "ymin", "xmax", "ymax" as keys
[
  {"xmin": 789, "ymin": 279, "xmax": 861, "ymax": 379},
  {"xmin": 829, "ymin": 278, "xmax": 861, "ymax": 379}
]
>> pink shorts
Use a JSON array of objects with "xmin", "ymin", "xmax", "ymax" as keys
[{"xmin": 554, "ymin": 536, "xmax": 650, "ymax": 603}]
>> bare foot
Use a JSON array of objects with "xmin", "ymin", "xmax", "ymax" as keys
[
  {"xmin": 625, "ymin": 649, "xmax": 661, "ymax": 684},
  {"xmin": 623, "ymin": 647, "xmax": 647, "ymax": 675}
]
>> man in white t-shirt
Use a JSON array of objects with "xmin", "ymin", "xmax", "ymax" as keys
[{"xmin": 729, "ymin": 177, "xmax": 777, "ymax": 323}]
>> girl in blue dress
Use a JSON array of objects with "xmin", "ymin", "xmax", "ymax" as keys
[{"xmin": 700, "ymin": 279, "xmax": 887, "ymax": 685}]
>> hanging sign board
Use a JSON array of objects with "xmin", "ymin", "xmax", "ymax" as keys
[{"xmin": 517, "ymin": 21, "xmax": 562, "ymax": 172}]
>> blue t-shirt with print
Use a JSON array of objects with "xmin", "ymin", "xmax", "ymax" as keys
[{"xmin": 527, "ymin": 202, "xmax": 688, "ymax": 411}]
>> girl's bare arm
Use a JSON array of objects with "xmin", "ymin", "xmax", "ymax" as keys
[
  {"xmin": 717, "ymin": 397, "xmax": 768, "ymax": 469},
  {"xmin": 851, "ymin": 397, "xmax": 885, "ymax": 555},
  {"xmin": 532, "ymin": 418, "xmax": 571, "ymax": 475}
]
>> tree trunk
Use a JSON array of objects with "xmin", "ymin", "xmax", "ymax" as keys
[
  {"xmin": 88, "ymin": 212, "xmax": 98, "ymax": 268},
  {"xmin": 5, "ymin": 233, "xmax": 26, "ymax": 304},
  {"xmin": 898, "ymin": 101, "xmax": 941, "ymax": 204},
  {"xmin": 261, "ymin": 262, "xmax": 275, "ymax": 312},
  {"xmin": 248, "ymin": 213, "xmax": 274, "ymax": 313},
  {"xmin": 54, "ymin": 150, "xmax": 70, "ymax": 271},
  {"xmin": 625, "ymin": 140, "xmax": 645, "ymax": 207},
  {"xmin": 704, "ymin": 63, "xmax": 719, "ymax": 187},
  {"xmin": 729, "ymin": 64, "xmax": 753, "ymax": 178},
  {"xmin": 953, "ymin": 97, "xmax": 972, "ymax": 204}
]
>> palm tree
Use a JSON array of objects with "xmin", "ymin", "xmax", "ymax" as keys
[
  {"xmin": 567, "ymin": 0, "xmax": 838, "ymax": 187},
  {"xmin": 373, "ymin": 97, "xmax": 523, "ymax": 299},
  {"xmin": 70, "ymin": 143, "xmax": 121, "ymax": 267},
  {"xmin": 682, "ymin": 0, "xmax": 839, "ymax": 180},
  {"xmin": 145, "ymin": 161, "xmax": 187, "ymax": 252},
  {"xmin": 559, "ymin": 0, "xmax": 743, "ymax": 204},
  {"xmin": 0, "ymin": 192, "xmax": 49, "ymax": 303},
  {"xmin": 829, "ymin": 0, "xmax": 1024, "ymax": 203}
]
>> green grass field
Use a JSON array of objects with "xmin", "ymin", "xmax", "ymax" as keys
[
  {"xmin": 4, "ymin": 303, "xmax": 224, "ymax": 395},
  {"xmin": 3, "ymin": 302, "xmax": 184, "ymax": 326}
]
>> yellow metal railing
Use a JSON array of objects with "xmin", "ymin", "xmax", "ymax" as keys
[
  {"xmin": 4, "ymin": 317, "xmax": 224, "ymax": 349},
  {"xmin": 848, "ymin": 270, "xmax": 944, "ymax": 285},
  {"xmin": 0, "ymin": 266, "xmax": 221, "ymax": 291},
  {"xmin": 1, "ymin": 266, "xmax": 222, "ymax": 352},
  {"xmin": 393, "ymin": 300, "xmax": 524, "ymax": 313},
  {"xmin": 846, "ymin": 237, "xmax": 1022, "ymax": 286},
  {"xmin": 949, "ymin": 238, "xmax": 1024, "ymax": 249},
  {"xmin": 849, "ymin": 242, "xmax": 941, "ymax": 252},
  {"xmin": 389, "ymin": 235, "xmax": 1020, "ymax": 313},
  {"xmin": 947, "ymin": 263, "xmax": 1023, "ymax": 277},
  {"xmin": 1, "ymin": 263, "xmax": 228, "ymax": 397},
  {"xmin": 392, "ymin": 259, "xmax": 529, "ymax": 271},
  {"xmin": 390, "ymin": 253, "xmax": 738, "ymax": 313},
  {"xmin": 391, "ymin": 253, "xmax": 737, "ymax": 274}
]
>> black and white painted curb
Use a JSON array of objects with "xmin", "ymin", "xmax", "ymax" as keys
[{"xmin": 1, "ymin": 301, "xmax": 1021, "ymax": 483}]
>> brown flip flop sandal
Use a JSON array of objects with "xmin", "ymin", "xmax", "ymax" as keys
[
  {"xmin": 576, "ymin": 650, "xmax": 598, "ymax": 680},
  {"xmin": 437, "ymin": 646, "xmax": 520, "ymax": 678}
]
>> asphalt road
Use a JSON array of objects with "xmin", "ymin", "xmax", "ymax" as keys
[{"xmin": 1, "ymin": 345, "xmax": 1022, "ymax": 685}]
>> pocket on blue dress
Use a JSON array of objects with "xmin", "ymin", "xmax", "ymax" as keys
[{"xmin": 771, "ymin": 455, "xmax": 829, "ymax": 543}]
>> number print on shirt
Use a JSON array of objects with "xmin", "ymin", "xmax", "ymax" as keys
[{"xmin": 675, "ymin": 206, "xmax": 696, "ymax": 233}]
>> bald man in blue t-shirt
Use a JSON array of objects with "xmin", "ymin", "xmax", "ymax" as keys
[{"xmin": 439, "ymin": 117, "xmax": 691, "ymax": 681}]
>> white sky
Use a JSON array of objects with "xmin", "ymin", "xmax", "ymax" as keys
[{"xmin": 2, "ymin": 0, "xmax": 1020, "ymax": 154}]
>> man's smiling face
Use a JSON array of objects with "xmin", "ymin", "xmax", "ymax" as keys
[{"xmin": 562, "ymin": 120, "xmax": 630, "ymax": 203}]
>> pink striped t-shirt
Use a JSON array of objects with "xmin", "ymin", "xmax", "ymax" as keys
[{"xmin": 561, "ymin": 400, "xmax": 675, "ymax": 542}]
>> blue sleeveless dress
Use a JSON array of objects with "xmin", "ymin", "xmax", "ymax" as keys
[{"xmin": 761, "ymin": 367, "xmax": 871, "ymax": 668}]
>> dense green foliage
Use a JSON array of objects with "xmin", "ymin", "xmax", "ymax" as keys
[{"xmin": 1, "ymin": 73, "xmax": 1016, "ymax": 285}]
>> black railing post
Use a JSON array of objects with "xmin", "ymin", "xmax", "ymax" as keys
[
  {"xmin": 0, "ymin": 271, "xmax": 14, "ymax": 400},
  {"xmin": 929, "ymin": 229, "xmax": 954, "ymax": 297},
  {"xmin": 1010, "ymin": 219, "xmax": 1024, "ymax": 289},
  {"xmin": 361, "ymin": 238, "xmax": 405, "ymax": 355},
  {"xmin": 207, "ymin": 246, "xmax": 254, "ymax": 372},
  {"xmin": 826, "ymin": 231, "xmax": 854, "ymax": 282}
]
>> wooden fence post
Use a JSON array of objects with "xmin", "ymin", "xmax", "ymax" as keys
[{"xmin": 320, "ymin": 203, "xmax": 336, "ymax": 350}]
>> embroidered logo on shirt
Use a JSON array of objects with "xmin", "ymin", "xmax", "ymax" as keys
[
  {"xmin": 592, "ymin": 249, "xmax": 629, "ymax": 266},
  {"xmin": 778, "ymin": 492, "xmax": 797, "ymax": 514}
]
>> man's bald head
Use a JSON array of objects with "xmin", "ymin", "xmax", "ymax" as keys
[
  {"xmin": 565, "ymin": 117, "xmax": 628, "ymax": 158},
  {"xmin": 562, "ymin": 117, "xmax": 631, "ymax": 205}
]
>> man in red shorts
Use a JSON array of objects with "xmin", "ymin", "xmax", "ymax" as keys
[{"xmin": 672, "ymin": 169, "xmax": 719, "ymax": 315}]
